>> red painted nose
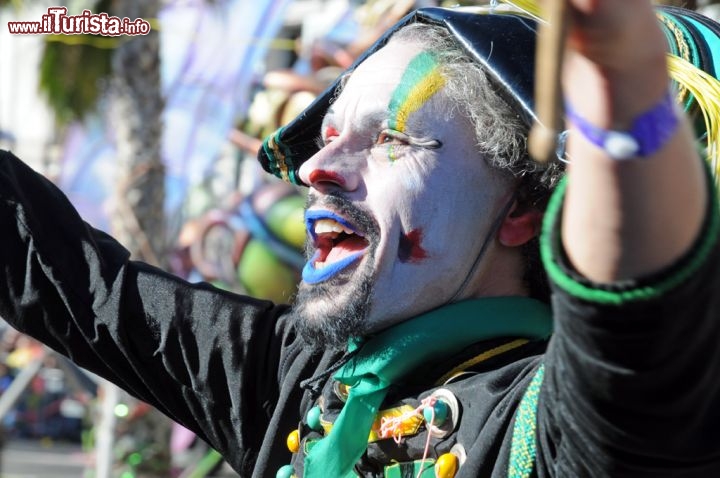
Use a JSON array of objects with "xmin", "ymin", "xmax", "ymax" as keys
[{"xmin": 308, "ymin": 169, "xmax": 346, "ymax": 188}]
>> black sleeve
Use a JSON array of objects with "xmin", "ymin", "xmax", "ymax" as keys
[
  {"xmin": 535, "ymin": 173, "xmax": 720, "ymax": 477},
  {"xmin": 0, "ymin": 149, "xmax": 298, "ymax": 469}
]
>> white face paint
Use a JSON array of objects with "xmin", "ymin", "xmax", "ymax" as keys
[{"xmin": 293, "ymin": 40, "xmax": 514, "ymax": 346}]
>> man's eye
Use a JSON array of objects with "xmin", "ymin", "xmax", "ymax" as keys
[{"xmin": 376, "ymin": 130, "xmax": 408, "ymax": 146}]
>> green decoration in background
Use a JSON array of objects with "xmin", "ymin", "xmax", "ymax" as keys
[
  {"xmin": 265, "ymin": 194, "xmax": 307, "ymax": 250},
  {"xmin": 238, "ymin": 239, "xmax": 299, "ymax": 303}
]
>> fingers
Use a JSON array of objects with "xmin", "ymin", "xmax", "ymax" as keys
[
  {"xmin": 564, "ymin": 0, "xmax": 665, "ymax": 70},
  {"xmin": 560, "ymin": 0, "xmax": 670, "ymax": 132}
]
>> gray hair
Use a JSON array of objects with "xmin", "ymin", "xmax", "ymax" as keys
[
  {"xmin": 388, "ymin": 22, "xmax": 564, "ymax": 202},
  {"xmin": 388, "ymin": 22, "xmax": 565, "ymax": 302}
]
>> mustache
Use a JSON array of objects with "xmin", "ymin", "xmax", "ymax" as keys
[{"xmin": 305, "ymin": 193, "xmax": 380, "ymax": 240}]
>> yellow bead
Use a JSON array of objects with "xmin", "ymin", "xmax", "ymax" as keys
[
  {"xmin": 434, "ymin": 452, "xmax": 459, "ymax": 478},
  {"xmin": 286, "ymin": 429, "xmax": 300, "ymax": 453}
]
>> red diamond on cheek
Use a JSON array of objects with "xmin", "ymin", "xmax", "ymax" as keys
[{"xmin": 398, "ymin": 228, "xmax": 428, "ymax": 263}]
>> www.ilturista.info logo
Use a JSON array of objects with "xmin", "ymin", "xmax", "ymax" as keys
[{"xmin": 8, "ymin": 7, "xmax": 151, "ymax": 36}]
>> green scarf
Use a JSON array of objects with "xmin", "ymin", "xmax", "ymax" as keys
[{"xmin": 304, "ymin": 297, "xmax": 553, "ymax": 478}]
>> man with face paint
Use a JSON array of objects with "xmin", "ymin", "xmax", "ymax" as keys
[
  {"xmin": 1, "ymin": 1, "xmax": 720, "ymax": 477},
  {"xmin": 291, "ymin": 40, "xmax": 526, "ymax": 347}
]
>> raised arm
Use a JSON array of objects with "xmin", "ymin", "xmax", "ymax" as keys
[
  {"xmin": 535, "ymin": 3, "xmax": 720, "ymax": 475},
  {"xmin": 0, "ymin": 150, "xmax": 309, "ymax": 474},
  {"xmin": 561, "ymin": 0, "xmax": 708, "ymax": 281}
]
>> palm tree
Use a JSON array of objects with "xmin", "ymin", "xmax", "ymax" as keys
[
  {"xmin": 104, "ymin": 2, "xmax": 171, "ymax": 477},
  {"xmin": 108, "ymin": 0, "xmax": 166, "ymax": 267}
]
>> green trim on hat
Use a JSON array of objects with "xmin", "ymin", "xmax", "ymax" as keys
[
  {"xmin": 261, "ymin": 126, "xmax": 302, "ymax": 185},
  {"xmin": 261, "ymin": 133, "xmax": 280, "ymax": 179},
  {"xmin": 666, "ymin": 12, "xmax": 701, "ymax": 67},
  {"xmin": 660, "ymin": 15, "xmax": 681, "ymax": 58},
  {"xmin": 658, "ymin": 12, "xmax": 699, "ymax": 111},
  {"xmin": 261, "ymin": 128, "xmax": 282, "ymax": 178},
  {"xmin": 684, "ymin": 15, "xmax": 720, "ymax": 77}
]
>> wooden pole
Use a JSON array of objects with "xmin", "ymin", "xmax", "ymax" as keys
[{"xmin": 528, "ymin": 0, "xmax": 570, "ymax": 164}]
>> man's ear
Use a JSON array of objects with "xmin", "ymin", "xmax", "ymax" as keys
[{"xmin": 497, "ymin": 202, "xmax": 543, "ymax": 247}]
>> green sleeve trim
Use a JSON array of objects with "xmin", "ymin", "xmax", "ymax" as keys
[{"xmin": 540, "ymin": 165, "xmax": 720, "ymax": 306}]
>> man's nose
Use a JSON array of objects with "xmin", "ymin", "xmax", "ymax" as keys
[{"xmin": 298, "ymin": 148, "xmax": 361, "ymax": 193}]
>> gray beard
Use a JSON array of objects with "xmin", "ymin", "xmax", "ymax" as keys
[
  {"xmin": 291, "ymin": 259, "xmax": 374, "ymax": 351},
  {"xmin": 291, "ymin": 193, "xmax": 379, "ymax": 351}
]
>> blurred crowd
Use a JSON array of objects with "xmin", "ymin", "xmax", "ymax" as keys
[{"xmin": 0, "ymin": 324, "xmax": 94, "ymax": 445}]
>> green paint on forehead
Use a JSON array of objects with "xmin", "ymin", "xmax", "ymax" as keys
[{"xmin": 387, "ymin": 51, "xmax": 446, "ymax": 132}]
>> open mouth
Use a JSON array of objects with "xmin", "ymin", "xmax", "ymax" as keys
[{"xmin": 303, "ymin": 210, "xmax": 370, "ymax": 284}]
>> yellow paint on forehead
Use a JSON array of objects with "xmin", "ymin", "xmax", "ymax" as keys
[{"xmin": 388, "ymin": 51, "xmax": 446, "ymax": 132}]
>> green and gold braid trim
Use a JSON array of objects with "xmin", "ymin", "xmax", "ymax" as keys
[
  {"xmin": 658, "ymin": 11, "xmax": 697, "ymax": 110},
  {"xmin": 508, "ymin": 364, "xmax": 545, "ymax": 478},
  {"xmin": 261, "ymin": 126, "xmax": 301, "ymax": 185}
]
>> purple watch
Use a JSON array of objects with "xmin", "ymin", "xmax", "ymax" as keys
[{"xmin": 565, "ymin": 90, "xmax": 680, "ymax": 160}]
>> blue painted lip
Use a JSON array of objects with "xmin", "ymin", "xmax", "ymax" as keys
[
  {"xmin": 302, "ymin": 209, "xmax": 367, "ymax": 284},
  {"xmin": 302, "ymin": 250, "xmax": 365, "ymax": 284}
]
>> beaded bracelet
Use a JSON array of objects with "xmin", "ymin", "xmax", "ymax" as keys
[{"xmin": 564, "ymin": 90, "xmax": 680, "ymax": 160}]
